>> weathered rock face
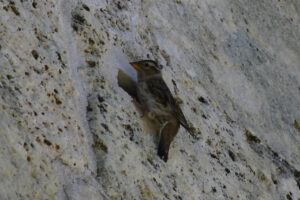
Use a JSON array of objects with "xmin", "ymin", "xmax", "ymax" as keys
[{"xmin": 0, "ymin": 0, "xmax": 299, "ymax": 199}]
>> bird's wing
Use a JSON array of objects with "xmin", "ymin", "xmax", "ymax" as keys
[{"xmin": 147, "ymin": 78, "xmax": 192, "ymax": 133}]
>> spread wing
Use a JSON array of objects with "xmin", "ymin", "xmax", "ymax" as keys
[{"xmin": 147, "ymin": 78, "xmax": 193, "ymax": 134}]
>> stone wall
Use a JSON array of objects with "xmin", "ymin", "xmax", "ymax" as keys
[{"xmin": 0, "ymin": 0, "xmax": 299, "ymax": 199}]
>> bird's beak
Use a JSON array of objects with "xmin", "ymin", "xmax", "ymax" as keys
[{"xmin": 130, "ymin": 62, "xmax": 141, "ymax": 71}]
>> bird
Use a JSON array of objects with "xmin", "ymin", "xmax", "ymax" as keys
[{"xmin": 130, "ymin": 60, "xmax": 193, "ymax": 162}]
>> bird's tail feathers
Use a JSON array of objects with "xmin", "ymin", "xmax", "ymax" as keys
[
  {"xmin": 157, "ymin": 120, "xmax": 179, "ymax": 162},
  {"xmin": 157, "ymin": 139, "xmax": 169, "ymax": 162}
]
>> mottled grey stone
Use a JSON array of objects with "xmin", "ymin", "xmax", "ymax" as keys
[{"xmin": 0, "ymin": 0, "xmax": 299, "ymax": 199}]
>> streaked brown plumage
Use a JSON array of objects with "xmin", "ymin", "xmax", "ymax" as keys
[{"xmin": 130, "ymin": 60, "xmax": 193, "ymax": 162}]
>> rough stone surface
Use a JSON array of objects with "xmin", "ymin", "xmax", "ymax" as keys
[{"xmin": 0, "ymin": 0, "xmax": 299, "ymax": 199}]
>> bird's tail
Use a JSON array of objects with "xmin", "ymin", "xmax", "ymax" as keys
[
  {"xmin": 157, "ymin": 138, "xmax": 169, "ymax": 162},
  {"xmin": 157, "ymin": 120, "xmax": 179, "ymax": 162}
]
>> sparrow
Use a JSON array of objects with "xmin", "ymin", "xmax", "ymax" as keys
[{"xmin": 130, "ymin": 60, "xmax": 193, "ymax": 162}]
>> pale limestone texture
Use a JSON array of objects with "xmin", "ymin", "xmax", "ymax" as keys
[{"xmin": 0, "ymin": 0, "xmax": 299, "ymax": 199}]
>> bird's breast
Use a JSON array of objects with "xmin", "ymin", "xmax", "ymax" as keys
[{"xmin": 137, "ymin": 82, "xmax": 172, "ymax": 119}]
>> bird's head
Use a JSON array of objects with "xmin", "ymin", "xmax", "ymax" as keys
[{"xmin": 130, "ymin": 60, "xmax": 162, "ymax": 80}]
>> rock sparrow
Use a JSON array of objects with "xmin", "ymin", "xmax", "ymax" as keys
[{"xmin": 130, "ymin": 60, "xmax": 193, "ymax": 162}]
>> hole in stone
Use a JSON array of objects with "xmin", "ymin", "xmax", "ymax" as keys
[
  {"xmin": 31, "ymin": 50, "xmax": 39, "ymax": 60},
  {"xmin": 117, "ymin": 69, "xmax": 138, "ymax": 100},
  {"xmin": 82, "ymin": 4, "xmax": 90, "ymax": 11},
  {"xmin": 32, "ymin": 1, "xmax": 37, "ymax": 8}
]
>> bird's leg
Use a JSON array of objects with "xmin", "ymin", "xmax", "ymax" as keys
[{"xmin": 132, "ymin": 98, "xmax": 149, "ymax": 118}]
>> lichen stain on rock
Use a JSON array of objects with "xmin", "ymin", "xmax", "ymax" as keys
[
  {"xmin": 245, "ymin": 129, "xmax": 261, "ymax": 144},
  {"xmin": 92, "ymin": 136, "xmax": 108, "ymax": 153},
  {"xmin": 294, "ymin": 120, "xmax": 300, "ymax": 132}
]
